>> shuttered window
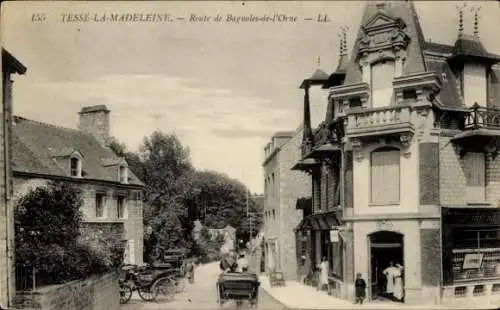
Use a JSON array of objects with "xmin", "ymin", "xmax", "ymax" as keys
[
  {"xmin": 370, "ymin": 148, "xmax": 400, "ymax": 204},
  {"xmin": 371, "ymin": 60, "xmax": 395, "ymax": 108},
  {"xmin": 465, "ymin": 152, "xmax": 486, "ymax": 202}
]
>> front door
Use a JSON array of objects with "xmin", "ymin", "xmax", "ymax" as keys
[{"xmin": 369, "ymin": 231, "xmax": 404, "ymax": 301}]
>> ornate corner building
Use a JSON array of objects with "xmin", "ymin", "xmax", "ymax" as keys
[{"xmin": 293, "ymin": 1, "xmax": 500, "ymax": 305}]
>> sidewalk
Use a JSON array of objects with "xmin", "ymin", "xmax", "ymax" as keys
[{"xmin": 257, "ymin": 275, "xmax": 500, "ymax": 310}]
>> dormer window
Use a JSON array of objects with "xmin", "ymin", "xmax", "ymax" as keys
[
  {"xmin": 462, "ymin": 63, "xmax": 487, "ymax": 108},
  {"xmin": 70, "ymin": 156, "xmax": 82, "ymax": 178},
  {"xmin": 119, "ymin": 165, "xmax": 128, "ymax": 183},
  {"xmin": 371, "ymin": 60, "xmax": 395, "ymax": 108}
]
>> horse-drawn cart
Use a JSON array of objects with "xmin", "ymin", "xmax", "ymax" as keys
[{"xmin": 216, "ymin": 272, "xmax": 260, "ymax": 309}]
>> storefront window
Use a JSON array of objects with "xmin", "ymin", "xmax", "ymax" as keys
[{"xmin": 451, "ymin": 229, "xmax": 500, "ymax": 282}]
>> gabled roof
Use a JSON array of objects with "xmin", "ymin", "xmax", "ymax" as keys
[
  {"xmin": 12, "ymin": 116, "xmax": 144, "ymax": 186},
  {"xmin": 2, "ymin": 48, "xmax": 27, "ymax": 75}
]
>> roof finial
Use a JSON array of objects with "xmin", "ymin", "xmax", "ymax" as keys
[
  {"xmin": 471, "ymin": 5, "xmax": 481, "ymax": 39},
  {"xmin": 340, "ymin": 26, "xmax": 349, "ymax": 56},
  {"xmin": 456, "ymin": 3, "xmax": 466, "ymax": 37},
  {"xmin": 337, "ymin": 31, "xmax": 344, "ymax": 57},
  {"xmin": 317, "ymin": 56, "xmax": 321, "ymax": 68}
]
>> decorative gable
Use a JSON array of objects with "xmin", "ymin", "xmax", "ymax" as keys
[{"xmin": 357, "ymin": 12, "xmax": 411, "ymax": 64}]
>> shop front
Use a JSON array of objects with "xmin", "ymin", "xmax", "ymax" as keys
[
  {"xmin": 442, "ymin": 207, "xmax": 500, "ymax": 301},
  {"xmin": 295, "ymin": 211, "xmax": 345, "ymax": 295}
]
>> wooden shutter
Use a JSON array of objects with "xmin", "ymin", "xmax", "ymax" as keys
[
  {"xmin": 465, "ymin": 152, "xmax": 485, "ymax": 202},
  {"xmin": 371, "ymin": 149, "xmax": 400, "ymax": 204}
]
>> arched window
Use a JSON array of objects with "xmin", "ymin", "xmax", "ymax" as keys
[
  {"xmin": 119, "ymin": 165, "xmax": 128, "ymax": 183},
  {"xmin": 370, "ymin": 146, "xmax": 400, "ymax": 204},
  {"xmin": 371, "ymin": 60, "xmax": 395, "ymax": 108},
  {"xmin": 70, "ymin": 156, "xmax": 82, "ymax": 177}
]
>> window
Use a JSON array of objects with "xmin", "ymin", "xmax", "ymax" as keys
[
  {"xmin": 403, "ymin": 89, "xmax": 417, "ymax": 101},
  {"xmin": 96, "ymin": 194, "xmax": 105, "ymax": 218},
  {"xmin": 370, "ymin": 147, "xmax": 400, "ymax": 204},
  {"xmin": 117, "ymin": 197, "xmax": 127, "ymax": 219},
  {"xmin": 119, "ymin": 165, "xmax": 128, "ymax": 183},
  {"xmin": 70, "ymin": 156, "xmax": 81, "ymax": 177},
  {"xmin": 272, "ymin": 209, "xmax": 275, "ymax": 220},
  {"xmin": 371, "ymin": 60, "xmax": 395, "ymax": 108},
  {"xmin": 350, "ymin": 97, "xmax": 363, "ymax": 109},
  {"xmin": 464, "ymin": 152, "xmax": 486, "ymax": 202}
]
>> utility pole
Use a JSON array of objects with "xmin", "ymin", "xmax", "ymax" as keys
[{"xmin": 246, "ymin": 190, "xmax": 252, "ymax": 239}]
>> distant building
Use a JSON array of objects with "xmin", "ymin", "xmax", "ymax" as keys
[
  {"xmin": 262, "ymin": 129, "xmax": 311, "ymax": 281},
  {"xmin": 12, "ymin": 105, "xmax": 145, "ymax": 267},
  {"xmin": 192, "ymin": 220, "xmax": 236, "ymax": 253},
  {"xmin": 1, "ymin": 49, "xmax": 26, "ymax": 307}
]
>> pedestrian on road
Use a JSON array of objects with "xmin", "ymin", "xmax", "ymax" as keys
[
  {"xmin": 317, "ymin": 256, "xmax": 329, "ymax": 292},
  {"xmin": 355, "ymin": 272, "xmax": 367, "ymax": 304},
  {"xmin": 187, "ymin": 259, "xmax": 195, "ymax": 284}
]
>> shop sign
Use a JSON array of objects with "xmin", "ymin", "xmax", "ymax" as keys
[
  {"xmin": 330, "ymin": 229, "xmax": 339, "ymax": 243},
  {"xmin": 463, "ymin": 253, "xmax": 484, "ymax": 269}
]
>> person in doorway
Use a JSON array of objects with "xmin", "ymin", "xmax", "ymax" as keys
[
  {"xmin": 355, "ymin": 273, "xmax": 367, "ymax": 304},
  {"xmin": 317, "ymin": 256, "xmax": 329, "ymax": 292},
  {"xmin": 393, "ymin": 263, "xmax": 404, "ymax": 302},
  {"xmin": 237, "ymin": 253, "xmax": 248, "ymax": 272},
  {"xmin": 383, "ymin": 261, "xmax": 398, "ymax": 299}
]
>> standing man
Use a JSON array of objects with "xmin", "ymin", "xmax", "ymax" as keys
[{"xmin": 317, "ymin": 256, "xmax": 329, "ymax": 291}]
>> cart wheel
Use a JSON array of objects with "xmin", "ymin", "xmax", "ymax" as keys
[
  {"xmin": 153, "ymin": 277, "xmax": 176, "ymax": 302},
  {"xmin": 175, "ymin": 276, "xmax": 187, "ymax": 292},
  {"xmin": 119, "ymin": 283, "xmax": 133, "ymax": 304},
  {"xmin": 137, "ymin": 284, "xmax": 158, "ymax": 302}
]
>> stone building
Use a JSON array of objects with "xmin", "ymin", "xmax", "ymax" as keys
[
  {"xmin": 0, "ymin": 49, "xmax": 26, "ymax": 308},
  {"xmin": 12, "ymin": 105, "xmax": 145, "ymax": 266},
  {"xmin": 263, "ymin": 129, "xmax": 311, "ymax": 281},
  {"xmin": 293, "ymin": 1, "xmax": 500, "ymax": 306}
]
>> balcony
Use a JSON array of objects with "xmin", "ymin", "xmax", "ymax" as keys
[
  {"xmin": 451, "ymin": 103, "xmax": 500, "ymax": 158},
  {"xmin": 345, "ymin": 105, "xmax": 415, "ymax": 140}
]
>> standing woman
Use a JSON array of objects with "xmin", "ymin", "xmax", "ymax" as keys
[
  {"xmin": 317, "ymin": 256, "xmax": 329, "ymax": 292},
  {"xmin": 393, "ymin": 263, "xmax": 404, "ymax": 302}
]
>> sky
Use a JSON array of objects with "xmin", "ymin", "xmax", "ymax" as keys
[{"xmin": 2, "ymin": 1, "xmax": 500, "ymax": 194}]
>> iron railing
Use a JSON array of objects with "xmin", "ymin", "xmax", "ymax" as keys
[{"xmin": 464, "ymin": 103, "xmax": 500, "ymax": 130}]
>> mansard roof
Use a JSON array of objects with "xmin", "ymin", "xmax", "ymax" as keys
[
  {"xmin": 300, "ymin": 68, "xmax": 329, "ymax": 88},
  {"xmin": 448, "ymin": 35, "xmax": 500, "ymax": 66}
]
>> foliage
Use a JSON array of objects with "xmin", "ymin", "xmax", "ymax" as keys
[
  {"xmin": 15, "ymin": 181, "xmax": 123, "ymax": 288},
  {"xmin": 110, "ymin": 132, "xmax": 264, "ymax": 263}
]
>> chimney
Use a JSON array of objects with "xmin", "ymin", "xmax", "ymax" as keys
[{"xmin": 78, "ymin": 105, "xmax": 110, "ymax": 146}]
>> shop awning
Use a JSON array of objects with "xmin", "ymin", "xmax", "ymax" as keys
[{"xmin": 295, "ymin": 210, "xmax": 343, "ymax": 232}]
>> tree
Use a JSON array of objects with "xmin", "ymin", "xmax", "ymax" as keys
[{"xmin": 14, "ymin": 181, "xmax": 122, "ymax": 288}]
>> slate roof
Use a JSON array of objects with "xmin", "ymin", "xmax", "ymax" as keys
[
  {"xmin": 12, "ymin": 116, "xmax": 144, "ymax": 187},
  {"xmin": 449, "ymin": 35, "xmax": 500, "ymax": 63},
  {"xmin": 2, "ymin": 48, "xmax": 27, "ymax": 74}
]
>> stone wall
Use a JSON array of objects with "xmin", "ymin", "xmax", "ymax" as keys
[
  {"xmin": 278, "ymin": 128, "xmax": 311, "ymax": 281},
  {"xmin": 12, "ymin": 272, "xmax": 119, "ymax": 310}
]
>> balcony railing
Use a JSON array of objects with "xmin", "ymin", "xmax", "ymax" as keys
[
  {"xmin": 345, "ymin": 105, "xmax": 413, "ymax": 137},
  {"xmin": 464, "ymin": 103, "xmax": 500, "ymax": 130}
]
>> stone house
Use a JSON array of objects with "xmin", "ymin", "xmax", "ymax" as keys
[
  {"xmin": 0, "ymin": 49, "xmax": 26, "ymax": 308},
  {"xmin": 293, "ymin": 0, "xmax": 500, "ymax": 306},
  {"xmin": 262, "ymin": 129, "xmax": 311, "ymax": 281},
  {"xmin": 12, "ymin": 105, "xmax": 145, "ymax": 266}
]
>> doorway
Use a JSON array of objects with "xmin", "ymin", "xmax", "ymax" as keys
[{"xmin": 369, "ymin": 231, "xmax": 404, "ymax": 301}]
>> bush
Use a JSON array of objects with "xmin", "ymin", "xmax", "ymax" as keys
[{"xmin": 15, "ymin": 181, "xmax": 124, "ymax": 289}]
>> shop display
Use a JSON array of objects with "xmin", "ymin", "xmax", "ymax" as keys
[{"xmin": 452, "ymin": 248, "xmax": 500, "ymax": 282}]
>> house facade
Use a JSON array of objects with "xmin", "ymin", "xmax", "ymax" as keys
[
  {"xmin": 12, "ymin": 105, "xmax": 145, "ymax": 267},
  {"xmin": 0, "ymin": 49, "xmax": 26, "ymax": 307},
  {"xmin": 293, "ymin": 1, "xmax": 500, "ymax": 306},
  {"xmin": 263, "ymin": 129, "xmax": 311, "ymax": 281}
]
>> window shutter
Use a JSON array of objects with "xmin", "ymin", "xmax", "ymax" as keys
[
  {"xmin": 371, "ymin": 149, "xmax": 400, "ymax": 204},
  {"xmin": 371, "ymin": 61, "xmax": 395, "ymax": 108},
  {"xmin": 466, "ymin": 152, "xmax": 485, "ymax": 201}
]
